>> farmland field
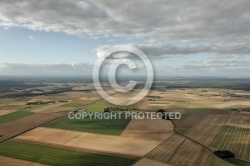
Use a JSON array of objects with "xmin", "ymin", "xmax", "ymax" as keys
[
  {"xmin": 173, "ymin": 114, "xmax": 206, "ymax": 134},
  {"xmin": 138, "ymin": 134, "xmax": 232, "ymax": 166},
  {"xmin": 0, "ymin": 112, "xmax": 63, "ymax": 136},
  {"xmin": 0, "ymin": 156, "xmax": 46, "ymax": 166},
  {"xmin": 16, "ymin": 118, "xmax": 173, "ymax": 157},
  {"xmin": 0, "ymin": 111, "xmax": 34, "ymax": 124},
  {"xmin": 134, "ymin": 158, "xmax": 171, "ymax": 166},
  {"xmin": 62, "ymin": 102, "xmax": 86, "ymax": 108},
  {"xmin": 121, "ymin": 118, "xmax": 174, "ymax": 140},
  {"xmin": 0, "ymin": 110, "xmax": 15, "ymax": 116},
  {"xmin": 147, "ymin": 134, "xmax": 186, "ymax": 162},
  {"xmin": 30, "ymin": 102, "xmax": 68, "ymax": 113},
  {"xmin": 226, "ymin": 158, "xmax": 250, "ymax": 166},
  {"xmin": 1, "ymin": 80, "xmax": 250, "ymax": 165},
  {"xmin": 85, "ymin": 101, "xmax": 112, "ymax": 112},
  {"xmin": 0, "ymin": 141, "xmax": 136, "ymax": 166},
  {"xmin": 211, "ymin": 115, "xmax": 250, "ymax": 161},
  {"xmin": 185, "ymin": 115, "xmax": 229, "ymax": 146},
  {"xmin": 45, "ymin": 113, "xmax": 131, "ymax": 135}
]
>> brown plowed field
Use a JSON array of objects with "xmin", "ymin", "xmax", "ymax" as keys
[
  {"xmin": 138, "ymin": 134, "xmax": 233, "ymax": 166},
  {"xmin": 134, "ymin": 158, "xmax": 171, "ymax": 166},
  {"xmin": 186, "ymin": 115, "xmax": 229, "ymax": 146},
  {"xmin": 121, "ymin": 118, "xmax": 174, "ymax": 141},
  {"xmin": 0, "ymin": 110, "xmax": 15, "ymax": 116},
  {"xmin": 0, "ymin": 113, "xmax": 63, "ymax": 136},
  {"xmin": 16, "ymin": 119, "xmax": 174, "ymax": 157},
  {"xmin": 0, "ymin": 156, "xmax": 47, "ymax": 166},
  {"xmin": 30, "ymin": 103, "xmax": 66, "ymax": 113}
]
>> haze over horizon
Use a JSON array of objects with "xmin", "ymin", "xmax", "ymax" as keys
[{"xmin": 1, "ymin": 0, "xmax": 250, "ymax": 77}]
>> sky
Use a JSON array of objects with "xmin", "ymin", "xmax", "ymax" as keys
[{"xmin": 0, "ymin": 0, "xmax": 250, "ymax": 77}]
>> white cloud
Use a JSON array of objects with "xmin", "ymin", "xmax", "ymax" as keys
[
  {"xmin": 94, "ymin": 43, "xmax": 250, "ymax": 60},
  {"xmin": 28, "ymin": 35, "xmax": 34, "ymax": 40},
  {"xmin": 0, "ymin": 64, "xmax": 7, "ymax": 69}
]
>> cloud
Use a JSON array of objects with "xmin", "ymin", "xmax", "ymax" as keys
[
  {"xmin": 0, "ymin": 64, "xmax": 7, "ymax": 69},
  {"xmin": 94, "ymin": 43, "xmax": 250, "ymax": 59},
  {"xmin": 1, "ymin": 0, "xmax": 250, "ymax": 77},
  {"xmin": 28, "ymin": 35, "xmax": 34, "ymax": 40},
  {"xmin": 0, "ymin": 0, "xmax": 249, "ymax": 40},
  {"xmin": 1, "ymin": 59, "xmax": 250, "ymax": 77},
  {"xmin": 93, "ymin": 43, "xmax": 250, "ymax": 77},
  {"xmin": 1, "ymin": 0, "xmax": 250, "ymax": 55},
  {"xmin": 178, "ymin": 59, "xmax": 250, "ymax": 70},
  {"xmin": 154, "ymin": 59, "xmax": 250, "ymax": 77}
]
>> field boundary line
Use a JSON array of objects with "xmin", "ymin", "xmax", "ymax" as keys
[
  {"xmin": 84, "ymin": 92, "xmax": 119, "ymax": 111},
  {"xmin": 205, "ymin": 115, "xmax": 228, "ymax": 146},
  {"xmin": 131, "ymin": 133, "xmax": 175, "ymax": 165},
  {"xmin": 0, "ymin": 108, "xmax": 81, "ymax": 144},
  {"xmin": 166, "ymin": 136, "xmax": 186, "ymax": 163},
  {"xmin": 170, "ymin": 119, "xmax": 234, "ymax": 166},
  {"xmin": 14, "ymin": 138, "xmax": 139, "ymax": 159},
  {"xmin": 209, "ymin": 115, "xmax": 230, "ymax": 148}
]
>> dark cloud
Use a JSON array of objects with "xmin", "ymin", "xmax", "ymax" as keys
[
  {"xmin": 0, "ymin": 0, "xmax": 250, "ymax": 39},
  {"xmin": 1, "ymin": 0, "xmax": 250, "ymax": 55}
]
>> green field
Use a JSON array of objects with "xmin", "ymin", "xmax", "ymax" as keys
[
  {"xmin": 63, "ymin": 102, "xmax": 86, "ymax": 108},
  {"xmin": 211, "ymin": 125, "xmax": 250, "ymax": 161},
  {"xmin": 0, "ymin": 111, "xmax": 34, "ymax": 124},
  {"xmin": 86, "ymin": 101, "xmax": 112, "ymax": 112},
  {"xmin": 226, "ymin": 158, "xmax": 250, "ymax": 166},
  {"xmin": 173, "ymin": 114, "xmax": 193, "ymax": 134},
  {"xmin": 0, "ymin": 141, "xmax": 136, "ymax": 166},
  {"xmin": 45, "ymin": 113, "xmax": 131, "ymax": 135},
  {"xmin": 85, "ymin": 101, "xmax": 134, "ymax": 112}
]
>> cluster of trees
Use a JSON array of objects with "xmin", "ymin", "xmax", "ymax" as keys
[
  {"xmin": 147, "ymin": 95, "xmax": 161, "ymax": 101},
  {"xmin": 103, "ymin": 107, "xmax": 140, "ymax": 112},
  {"xmin": 26, "ymin": 100, "xmax": 55, "ymax": 105},
  {"xmin": 213, "ymin": 150, "xmax": 235, "ymax": 159},
  {"xmin": 1, "ymin": 87, "xmax": 72, "ymax": 99},
  {"xmin": 147, "ymin": 96, "xmax": 161, "ymax": 99},
  {"xmin": 221, "ymin": 93, "xmax": 250, "ymax": 98}
]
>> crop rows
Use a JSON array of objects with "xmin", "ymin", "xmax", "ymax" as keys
[
  {"xmin": 144, "ymin": 134, "xmax": 232, "ymax": 166},
  {"xmin": 45, "ymin": 113, "xmax": 131, "ymax": 135},
  {"xmin": 186, "ymin": 115, "xmax": 229, "ymax": 146},
  {"xmin": 211, "ymin": 115, "xmax": 250, "ymax": 161},
  {"xmin": 0, "ymin": 141, "xmax": 136, "ymax": 166}
]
